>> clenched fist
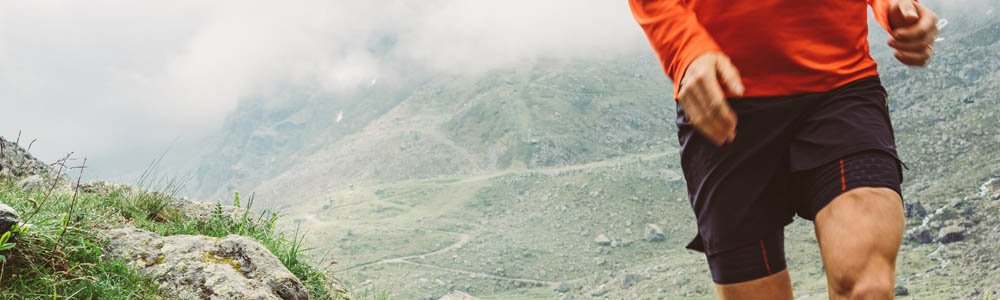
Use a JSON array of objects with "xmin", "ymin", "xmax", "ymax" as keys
[
  {"xmin": 887, "ymin": 0, "xmax": 939, "ymax": 66},
  {"xmin": 678, "ymin": 52, "xmax": 744, "ymax": 146}
]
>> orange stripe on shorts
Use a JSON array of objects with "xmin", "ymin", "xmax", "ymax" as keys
[{"xmin": 839, "ymin": 159, "xmax": 846, "ymax": 192}]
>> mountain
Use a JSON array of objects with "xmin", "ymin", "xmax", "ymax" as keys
[{"xmin": 189, "ymin": 16, "xmax": 1000, "ymax": 300}]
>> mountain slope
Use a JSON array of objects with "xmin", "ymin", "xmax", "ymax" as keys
[{"xmin": 193, "ymin": 18, "xmax": 1000, "ymax": 300}]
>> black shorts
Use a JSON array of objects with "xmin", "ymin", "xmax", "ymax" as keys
[{"xmin": 675, "ymin": 76, "xmax": 904, "ymax": 284}]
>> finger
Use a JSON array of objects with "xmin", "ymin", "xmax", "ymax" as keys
[
  {"xmin": 896, "ymin": 0, "xmax": 919, "ymax": 23},
  {"xmin": 703, "ymin": 80, "xmax": 736, "ymax": 143},
  {"xmin": 715, "ymin": 58, "xmax": 745, "ymax": 96},
  {"xmin": 894, "ymin": 49, "xmax": 931, "ymax": 66},
  {"xmin": 679, "ymin": 82, "xmax": 709, "ymax": 124},
  {"xmin": 887, "ymin": 38, "xmax": 933, "ymax": 52},
  {"xmin": 704, "ymin": 102, "xmax": 737, "ymax": 144},
  {"xmin": 893, "ymin": 9, "xmax": 937, "ymax": 41}
]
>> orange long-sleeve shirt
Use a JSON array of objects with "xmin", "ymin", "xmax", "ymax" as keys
[{"xmin": 630, "ymin": 0, "xmax": 899, "ymax": 98}]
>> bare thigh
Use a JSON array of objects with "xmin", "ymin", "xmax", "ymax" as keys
[
  {"xmin": 714, "ymin": 270, "xmax": 794, "ymax": 300},
  {"xmin": 815, "ymin": 187, "xmax": 903, "ymax": 299}
]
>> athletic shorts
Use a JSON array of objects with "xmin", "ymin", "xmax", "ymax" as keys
[{"xmin": 675, "ymin": 76, "xmax": 904, "ymax": 284}]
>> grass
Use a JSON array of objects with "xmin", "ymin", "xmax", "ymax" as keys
[
  {"xmin": 0, "ymin": 178, "xmax": 164, "ymax": 299},
  {"xmin": 0, "ymin": 171, "xmax": 392, "ymax": 300}
]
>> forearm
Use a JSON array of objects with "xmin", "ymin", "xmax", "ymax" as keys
[{"xmin": 628, "ymin": 0, "xmax": 722, "ymax": 98}]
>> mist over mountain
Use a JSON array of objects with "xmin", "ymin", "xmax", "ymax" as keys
[
  {"xmin": 1, "ymin": 0, "xmax": 998, "ymax": 299},
  {"xmin": 182, "ymin": 6, "xmax": 999, "ymax": 300}
]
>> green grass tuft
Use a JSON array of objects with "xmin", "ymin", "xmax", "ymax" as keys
[{"xmin": 0, "ymin": 176, "xmax": 390, "ymax": 300}]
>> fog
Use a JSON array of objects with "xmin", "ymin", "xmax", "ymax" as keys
[
  {"xmin": 0, "ymin": 0, "xmax": 645, "ymax": 176},
  {"xmin": 0, "ymin": 0, "xmax": 993, "ymax": 177}
]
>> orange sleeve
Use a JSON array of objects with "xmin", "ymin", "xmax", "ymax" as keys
[
  {"xmin": 869, "ymin": 0, "xmax": 919, "ymax": 32},
  {"xmin": 868, "ymin": 0, "xmax": 894, "ymax": 32},
  {"xmin": 628, "ymin": 0, "xmax": 722, "ymax": 99}
]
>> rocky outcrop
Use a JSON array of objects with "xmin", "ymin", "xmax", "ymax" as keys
[
  {"xmin": 0, "ymin": 136, "xmax": 50, "ymax": 179},
  {"xmin": 904, "ymin": 200, "xmax": 928, "ymax": 219},
  {"xmin": 104, "ymin": 227, "xmax": 309, "ymax": 300},
  {"xmin": 937, "ymin": 225, "xmax": 966, "ymax": 244},
  {"xmin": 907, "ymin": 227, "xmax": 935, "ymax": 244}
]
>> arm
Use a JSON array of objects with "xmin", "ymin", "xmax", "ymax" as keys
[
  {"xmin": 629, "ymin": 0, "xmax": 742, "ymax": 145},
  {"xmin": 628, "ymin": 0, "xmax": 722, "ymax": 98},
  {"xmin": 869, "ymin": 0, "xmax": 939, "ymax": 66},
  {"xmin": 868, "ymin": 0, "xmax": 896, "ymax": 32}
]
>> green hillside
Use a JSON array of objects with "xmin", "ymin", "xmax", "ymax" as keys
[{"xmin": 191, "ymin": 19, "xmax": 1000, "ymax": 300}]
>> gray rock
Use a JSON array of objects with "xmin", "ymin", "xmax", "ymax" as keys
[
  {"xmin": 104, "ymin": 226, "xmax": 308, "ymax": 300},
  {"xmin": 644, "ymin": 224, "xmax": 664, "ymax": 242},
  {"xmin": 17, "ymin": 175, "xmax": 45, "ymax": 191},
  {"xmin": 905, "ymin": 200, "xmax": 927, "ymax": 218},
  {"xmin": 622, "ymin": 273, "xmax": 645, "ymax": 288},
  {"xmin": 0, "ymin": 137, "xmax": 51, "ymax": 179},
  {"xmin": 439, "ymin": 291, "xmax": 479, "ymax": 300},
  {"xmin": 554, "ymin": 282, "xmax": 573, "ymax": 293},
  {"xmin": 0, "ymin": 202, "xmax": 20, "ymax": 234},
  {"xmin": 895, "ymin": 285, "xmax": 909, "ymax": 296},
  {"xmin": 589, "ymin": 284, "xmax": 609, "ymax": 297},
  {"xmin": 908, "ymin": 227, "xmax": 935, "ymax": 244},
  {"xmin": 938, "ymin": 225, "xmax": 966, "ymax": 244},
  {"xmin": 594, "ymin": 234, "xmax": 611, "ymax": 246}
]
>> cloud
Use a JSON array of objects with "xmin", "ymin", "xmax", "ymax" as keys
[{"xmin": 0, "ymin": 0, "xmax": 647, "ymax": 169}]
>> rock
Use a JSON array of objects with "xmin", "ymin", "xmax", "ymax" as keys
[
  {"xmin": 168, "ymin": 195, "xmax": 245, "ymax": 221},
  {"xmin": 622, "ymin": 273, "xmax": 645, "ymax": 288},
  {"xmin": 594, "ymin": 234, "xmax": 611, "ymax": 246},
  {"xmin": 0, "ymin": 137, "xmax": 51, "ymax": 179},
  {"xmin": 439, "ymin": 291, "xmax": 479, "ymax": 300},
  {"xmin": 905, "ymin": 200, "xmax": 928, "ymax": 218},
  {"xmin": 589, "ymin": 284, "xmax": 609, "ymax": 297},
  {"xmin": 0, "ymin": 202, "xmax": 20, "ymax": 234},
  {"xmin": 104, "ymin": 226, "xmax": 308, "ymax": 300},
  {"xmin": 644, "ymin": 224, "xmax": 664, "ymax": 242},
  {"xmin": 908, "ymin": 227, "xmax": 935, "ymax": 244},
  {"xmin": 17, "ymin": 175, "xmax": 45, "ymax": 191},
  {"xmin": 895, "ymin": 285, "xmax": 909, "ymax": 296},
  {"xmin": 77, "ymin": 180, "xmax": 115, "ymax": 194},
  {"xmin": 938, "ymin": 225, "xmax": 966, "ymax": 243},
  {"xmin": 554, "ymin": 282, "xmax": 573, "ymax": 293}
]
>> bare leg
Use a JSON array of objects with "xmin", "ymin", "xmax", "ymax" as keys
[
  {"xmin": 815, "ymin": 187, "xmax": 903, "ymax": 300},
  {"xmin": 715, "ymin": 269, "xmax": 794, "ymax": 300}
]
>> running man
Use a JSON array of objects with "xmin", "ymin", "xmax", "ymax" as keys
[{"xmin": 629, "ymin": 0, "xmax": 938, "ymax": 299}]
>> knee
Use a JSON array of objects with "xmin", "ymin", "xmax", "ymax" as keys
[
  {"xmin": 828, "ymin": 271, "xmax": 894, "ymax": 300},
  {"xmin": 848, "ymin": 282, "xmax": 894, "ymax": 300}
]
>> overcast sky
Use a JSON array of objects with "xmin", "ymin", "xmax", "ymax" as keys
[
  {"xmin": 0, "ymin": 0, "xmax": 647, "ymax": 172},
  {"xmin": 0, "ymin": 0, "xmax": 990, "ymax": 176}
]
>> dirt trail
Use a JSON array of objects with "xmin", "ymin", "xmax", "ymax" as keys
[
  {"xmin": 394, "ymin": 260, "xmax": 558, "ymax": 286},
  {"xmin": 330, "ymin": 150, "xmax": 674, "ymax": 284},
  {"xmin": 337, "ymin": 232, "xmax": 472, "ymax": 272},
  {"xmin": 449, "ymin": 150, "xmax": 672, "ymax": 185},
  {"xmin": 338, "ymin": 230, "xmax": 591, "ymax": 286}
]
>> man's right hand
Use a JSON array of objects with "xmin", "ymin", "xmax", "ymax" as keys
[{"xmin": 678, "ymin": 52, "xmax": 744, "ymax": 146}]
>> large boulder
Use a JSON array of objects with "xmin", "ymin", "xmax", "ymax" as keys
[
  {"xmin": 0, "ymin": 202, "xmax": 20, "ymax": 234},
  {"xmin": 907, "ymin": 227, "xmax": 935, "ymax": 244},
  {"xmin": 937, "ymin": 225, "xmax": 966, "ymax": 244},
  {"xmin": 894, "ymin": 285, "xmax": 909, "ymax": 296},
  {"xmin": 104, "ymin": 227, "xmax": 308, "ymax": 300},
  {"xmin": 904, "ymin": 200, "xmax": 928, "ymax": 219}
]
